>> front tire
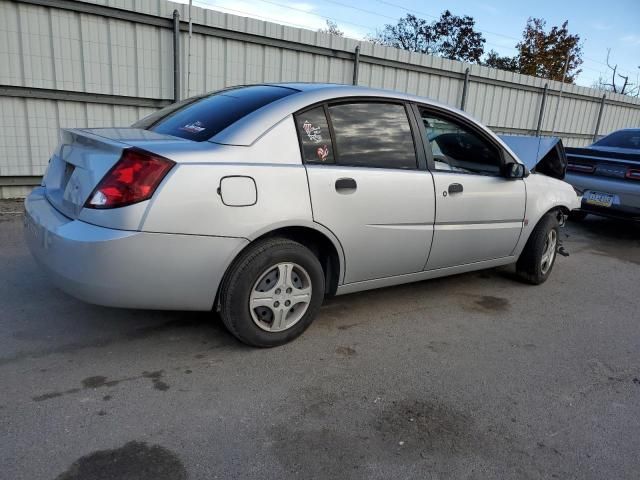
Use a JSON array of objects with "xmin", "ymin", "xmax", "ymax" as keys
[
  {"xmin": 218, "ymin": 237, "xmax": 325, "ymax": 347},
  {"xmin": 516, "ymin": 212, "xmax": 560, "ymax": 285}
]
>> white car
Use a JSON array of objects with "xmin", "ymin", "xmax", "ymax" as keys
[{"xmin": 24, "ymin": 83, "xmax": 580, "ymax": 346}]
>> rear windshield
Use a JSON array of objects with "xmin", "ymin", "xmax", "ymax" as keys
[
  {"xmin": 132, "ymin": 85, "xmax": 298, "ymax": 141},
  {"xmin": 593, "ymin": 130, "xmax": 640, "ymax": 150}
]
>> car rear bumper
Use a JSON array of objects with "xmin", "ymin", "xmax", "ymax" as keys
[
  {"xmin": 24, "ymin": 187, "xmax": 248, "ymax": 310},
  {"xmin": 564, "ymin": 172, "xmax": 640, "ymax": 220}
]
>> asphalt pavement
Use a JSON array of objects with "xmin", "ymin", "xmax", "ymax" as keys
[{"xmin": 1, "ymin": 199, "xmax": 639, "ymax": 479}]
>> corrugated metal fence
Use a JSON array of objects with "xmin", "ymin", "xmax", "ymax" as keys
[{"xmin": 1, "ymin": 0, "xmax": 639, "ymax": 197}]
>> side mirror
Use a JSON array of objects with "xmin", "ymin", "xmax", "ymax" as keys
[{"xmin": 504, "ymin": 162, "xmax": 528, "ymax": 179}]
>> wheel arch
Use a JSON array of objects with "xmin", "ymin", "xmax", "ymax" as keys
[
  {"xmin": 214, "ymin": 222, "xmax": 345, "ymax": 310},
  {"xmin": 541, "ymin": 205, "xmax": 570, "ymax": 225},
  {"xmin": 514, "ymin": 202, "xmax": 570, "ymax": 259}
]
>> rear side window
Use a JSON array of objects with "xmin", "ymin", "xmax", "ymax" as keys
[
  {"xmin": 132, "ymin": 85, "xmax": 297, "ymax": 141},
  {"xmin": 294, "ymin": 106, "xmax": 335, "ymax": 164},
  {"xmin": 593, "ymin": 130, "xmax": 640, "ymax": 150},
  {"xmin": 328, "ymin": 102, "xmax": 417, "ymax": 169}
]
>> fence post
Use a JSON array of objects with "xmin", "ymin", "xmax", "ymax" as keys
[
  {"xmin": 173, "ymin": 9, "xmax": 181, "ymax": 102},
  {"xmin": 536, "ymin": 83, "xmax": 548, "ymax": 137},
  {"xmin": 352, "ymin": 46, "xmax": 360, "ymax": 86},
  {"xmin": 593, "ymin": 94, "xmax": 606, "ymax": 142},
  {"xmin": 460, "ymin": 68, "xmax": 470, "ymax": 110}
]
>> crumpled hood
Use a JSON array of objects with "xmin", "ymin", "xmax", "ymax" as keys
[{"xmin": 499, "ymin": 135, "xmax": 567, "ymax": 179}]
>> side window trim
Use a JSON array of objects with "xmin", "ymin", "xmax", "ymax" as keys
[
  {"xmin": 294, "ymin": 104, "xmax": 335, "ymax": 165},
  {"xmin": 406, "ymin": 102, "xmax": 429, "ymax": 171},
  {"xmin": 323, "ymin": 103, "xmax": 339, "ymax": 162},
  {"xmin": 411, "ymin": 102, "xmax": 507, "ymax": 175}
]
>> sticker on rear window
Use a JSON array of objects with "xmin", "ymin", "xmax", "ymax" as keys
[
  {"xmin": 302, "ymin": 120, "xmax": 322, "ymax": 143},
  {"xmin": 180, "ymin": 121, "xmax": 206, "ymax": 133},
  {"xmin": 316, "ymin": 145, "xmax": 329, "ymax": 162}
]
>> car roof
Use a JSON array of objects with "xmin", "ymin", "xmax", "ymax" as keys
[
  {"xmin": 209, "ymin": 83, "xmax": 522, "ymax": 164},
  {"xmin": 210, "ymin": 83, "xmax": 458, "ymax": 144},
  {"xmin": 599, "ymin": 128, "xmax": 640, "ymax": 134}
]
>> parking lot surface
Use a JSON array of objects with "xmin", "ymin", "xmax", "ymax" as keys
[{"xmin": 1, "ymin": 200, "xmax": 639, "ymax": 480}]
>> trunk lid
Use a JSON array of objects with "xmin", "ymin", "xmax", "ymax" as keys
[
  {"xmin": 43, "ymin": 128, "xmax": 187, "ymax": 219},
  {"xmin": 564, "ymin": 146, "xmax": 640, "ymax": 180}
]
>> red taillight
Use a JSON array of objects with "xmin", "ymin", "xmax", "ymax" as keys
[
  {"xmin": 85, "ymin": 148, "xmax": 174, "ymax": 209},
  {"xmin": 566, "ymin": 162, "xmax": 595, "ymax": 173},
  {"xmin": 626, "ymin": 168, "xmax": 640, "ymax": 181}
]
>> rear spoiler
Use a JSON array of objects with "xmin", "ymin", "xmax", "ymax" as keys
[
  {"xmin": 498, "ymin": 135, "xmax": 567, "ymax": 180},
  {"xmin": 565, "ymin": 147, "xmax": 640, "ymax": 165}
]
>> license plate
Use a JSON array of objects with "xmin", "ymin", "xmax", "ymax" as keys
[{"xmin": 584, "ymin": 191, "xmax": 614, "ymax": 208}]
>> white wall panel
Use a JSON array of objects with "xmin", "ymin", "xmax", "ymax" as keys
[
  {"xmin": 0, "ymin": 98, "xmax": 30, "ymax": 176},
  {"xmin": 1, "ymin": 0, "xmax": 639, "ymax": 197},
  {"xmin": 19, "ymin": 3, "xmax": 55, "ymax": 89},
  {"xmin": 0, "ymin": 2, "xmax": 23, "ymax": 85},
  {"xmin": 0, "ymin": 97, "xmax": 161, "ymax": 178}
]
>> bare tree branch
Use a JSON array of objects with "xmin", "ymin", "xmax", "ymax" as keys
[{"xmin": 596, "ymin": 48, "xmax": 637, "ymax": 95}]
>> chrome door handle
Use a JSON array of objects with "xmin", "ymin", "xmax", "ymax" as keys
[
  {"xmin": 448, "ymin": 183, "xmax": 463, "ymax": 194},
  {"xmin": 335, "ymin": 178, "xmax": 357, "ymax": 191}
]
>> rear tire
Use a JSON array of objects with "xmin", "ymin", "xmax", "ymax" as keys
[
  {"xmin": 218, "ymin": 237, "xmax": 325, "ymax": 347},
  {"xmin": 516, "ymin": 212, "xmax": 560, "ymax": 285}
]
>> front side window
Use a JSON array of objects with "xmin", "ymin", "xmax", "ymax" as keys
[
  {"xmin": 132, "ymin": 85, "xmax": 297, "ymax": 142},
  {"xmin": 328, "ymin": 102, "xmax": 417, "ymax": 169},
  {"xmin": 419, "ymin": 108, "xmax": 502, "ymax": 176},
  {"xmin": 294, "ymin": 106, "xmax": 335, "ymax": 164}
]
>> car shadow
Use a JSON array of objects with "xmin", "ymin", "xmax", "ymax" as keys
[
  {"xmin": 565, "ymin": 216, "xmax": 640, "ymax": 265},
  {"xmin": 569, "ymin": 215, "xmax": 640, "ymax": 241},
  {"xmin": 1, "ymin": 305, "xmax": 245, "ymax": 367}
]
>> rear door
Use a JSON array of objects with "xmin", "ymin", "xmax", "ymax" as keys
[
  {"xmin": 298, "ymin": 101, "xmax": 435, "ymax": 284},
  {"xmin": 414, "ymin": 106, "xmax": 526, "ymax": 270}
]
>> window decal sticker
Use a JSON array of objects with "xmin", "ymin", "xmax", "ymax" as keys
[
  {"xmin": 316, "ymin": 145, "xmax": 329, "ymax": 162},
  {"xmin": 302, "ymin": 120, "xmax": 323, "ymax": 142},
  {"xmin": 180, "ymin": 121, "xmax": 206, "ymax": 133}
]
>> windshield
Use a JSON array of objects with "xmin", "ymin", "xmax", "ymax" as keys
[
  {"xmin": 132, "ymin": 85, "xmax": 298, "ymax": 141},
  {"xmin": 593, "ymin": 130, "xmax": 640, "ymax": 150}
]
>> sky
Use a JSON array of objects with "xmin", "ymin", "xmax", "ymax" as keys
[{"xmin": 175, "ymin": 0, "xmax": 640, "ymax": 88}]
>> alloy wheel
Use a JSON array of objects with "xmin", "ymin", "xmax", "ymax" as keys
[{"xmin": 249, "ymin": 262, "xmax": 313, "ymax": 332}]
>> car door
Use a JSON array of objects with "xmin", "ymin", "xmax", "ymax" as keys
[
  {"xmin": 414, "ymin": 106, "xmax": 526, "ymax": 270},
  {"xmin": 295, "ymin": 101, "xmax": 436, "ymax": 284}
]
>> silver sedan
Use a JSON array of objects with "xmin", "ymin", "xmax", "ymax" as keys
[{"xmin": 25, "ymin": 84, "xmax": 580, "ymax": 346}]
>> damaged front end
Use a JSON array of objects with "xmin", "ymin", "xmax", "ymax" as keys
[{"xmin": 499, "ymin": 135, "xmax": 568, "ymax": 180}]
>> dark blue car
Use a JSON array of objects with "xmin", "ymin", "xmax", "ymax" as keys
[{"xmin": 565, "ymin": 129, "xmax": 640, "ymax": 221}]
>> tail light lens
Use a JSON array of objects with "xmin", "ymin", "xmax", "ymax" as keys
[
  {"xmin": 626, "ymin": 168, "xmax": 640, "ymax": 181},
  {"xmin": 85, "ymin": 148, "xmax": 174, "ymax": 209},
  {"xmin": 566, "ymin": 162, "xmax": 595, "ymax": 173}
]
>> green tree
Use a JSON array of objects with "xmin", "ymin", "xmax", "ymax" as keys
[
  {"xmin": 432, "ymin": 10, "xmax": 485, "ymax": 63},
  {"xmin": 369, "ymin": 11, "xmax": 486, "ymax": 63},
  {"xmin": 369, "ymin": 14, "xmax": 434, "ymax": 53},
  {"xmin": 484, "ymin": 50, "xmax": 519, "ymax": 72}
]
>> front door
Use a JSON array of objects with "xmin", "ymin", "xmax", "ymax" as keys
[
  {"xmin": 295, "ymin": 102, "xmax": 436, "ymax": 284},
  {"xmin": 416, "ymin": 107, "xmax": 526, "ymax": 270}
]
